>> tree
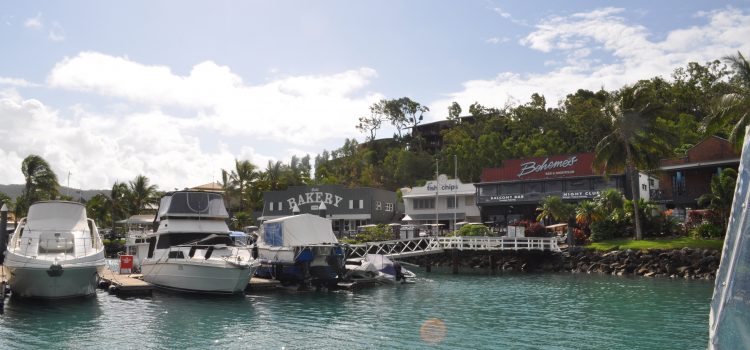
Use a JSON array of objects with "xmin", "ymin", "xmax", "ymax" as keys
[
  {"xmin": 109, "ymin": 181, "xmax": 130, "ymax": 231},
  {"xmin": 128, "ymin": 175, "xmax": 159, "ymax": 215},
  {"xmin": 228, "ymin": 159, "xmax": 258, "ymax": 211},
  {"xmin": 698, "ymin": 168, "xmax": 737, "ymax": 231},
  {"xmin": 357, "ymin": 103, "xmax": 385, "ymax": 141},
  {"xmin": 17, "ymin": 155, "xmax": 59, "ymax": 216},
  {"xmin": 575, "ymin": 200, "xmax": 603, "ymax": 235},
  {"xmin": 705, "ymin": 52, "xmax": 750, "ymax": 149},
  {"xmin": 447, "ymin": 102, "xmax": 462, "ymax": 124},
  {"xmin": 593, "ymin": 86, "xmax": 676, "ymax": 240},
  {"xmin": 86, "ymin": 193, "xmax": 112, "ymax": 228},
  {"xmin": 536, "ymin": 196, "xmax": 574, "ymax": 224}
]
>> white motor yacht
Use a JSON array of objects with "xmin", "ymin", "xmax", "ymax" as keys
[
  {"xmin": 140, "ymin": 191, "xmax": 259, "ymax": 294},
  {"xmin": 3, "ymin": 201, "xmax": 106, "ymax": 298}
]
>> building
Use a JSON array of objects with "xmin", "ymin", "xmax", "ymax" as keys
[
  {"xmin": 654, "ymin": 136, "xmax": 740, "ymax": 220},
  {"xmin": 401, "ymin": 175, "xmax": 480, "ymax": 231},
  {"xmin": 475, "ymin": 152, "xmax": 631, "ymax": 224},
  {"xmin": 260, "ymin": 185, "xmax": 403, "ymax": 237}
]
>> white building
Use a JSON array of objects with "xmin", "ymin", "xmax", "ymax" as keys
[
  {"xmin": 401, "ymin": 175, "xmax": 481, "ymax": 232},
  {"xmin": 638, "ymin": 173, "xmax": 660, "ymax": 201}
]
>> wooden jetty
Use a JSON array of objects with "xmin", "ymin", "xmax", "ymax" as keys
[{"xmin": 99, "ymin": 268, "xmax": 153, "ymax": 296}]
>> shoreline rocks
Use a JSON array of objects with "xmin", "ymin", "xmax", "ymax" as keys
[{"xmin": 401, "ymin": 247, "xmax": 720, "ymax": 280}]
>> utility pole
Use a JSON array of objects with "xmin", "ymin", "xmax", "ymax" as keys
[{"xmin": 435, "ymin": 158, "xmax": 439, "ymax": 235}]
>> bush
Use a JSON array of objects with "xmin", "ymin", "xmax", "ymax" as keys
[
  {"xmin": 525, "ymin": 222, "xmax": 546, "ymax": 237},
  {"xmin": 590, "ymin": 219, "xmax": 621, "ymax": 242},
  {"xmin": 454, "ymin": 224, "xmax": 491, "ymax": 237},
  {"xmin": 344, "ymin": 224, "xmax": 393, "ymax": 243},
  {"xmin": 690, "ymin": 222, "xmax": 724, "ymax": 239}
]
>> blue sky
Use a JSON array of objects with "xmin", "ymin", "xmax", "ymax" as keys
[{"xmin": 1, "ymin": 1, "xmax": 749, "ymax": 190}]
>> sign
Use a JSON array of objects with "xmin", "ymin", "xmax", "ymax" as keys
[
  {"xmin": 119, "ymin": 255, "xmax": 134, "ymax": 273},
  {"xmin": 561, "ymin": 190, "xmax": 601, "ymax": 200},
  {"xmin": 477, "ymin": 194, "xmax": 527, "ymax": 204},
  {"xmin": 286, "ymin": 191, "xmax": 344, "ymax": 209},
  {"xmin": 482, "ymin": 153, "xmax": 605, "ymax": 182},
  {"xmin": 518, "ymin": 156, "xmax": 578, "ymax": 178}
]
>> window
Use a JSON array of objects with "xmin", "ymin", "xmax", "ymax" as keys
[
  {"xmin": 413, "ymin": 198, "xmax": 435, "ymax": 209},
  {"xmin": 673, "ymin": 171, "xmax": 686, "ymax": 195},
  {"xmin": 500, "ymin": 183, "xmax": 521, "ymax": 195},
  {"xmin": 349, "ymin": 200, "xmax": 353, "ymax": 209},
  {"xmin": 524, "ymin": 182, "xmax": 543, "ymax": 194},
  {"xmin": 545, "ymin": 180, "xmax": 563, "ymax": 193},
  {"xmin": 269, "ymin": 202, "xmax": 274, "ymax": 211},
  {"xmin": 278, "ymin": 202, "xmax": 282, "ymax": 211},
  {"xmin": 465, "ymin": 196, "xmax": 474, "ymax": 206},
  {"xmin": 359, "ymin": 200, "xmax": 364, "ymax": 209},
  {"xmin": 479, "ymin": 185, "xmax": 497, "ymax": 196},
  {"xmin": 385, "ymin": 203, "xmax": 393, "ymax": 212},
  {"xmin": 447, "ymin": 197, "xmax": 456, "ymax": 209},
  {"xmin": 642, "ymin": 184, "xmax": 647, "ymax": 191},
  {"xmin": 349, "ymin": 199, "xmax": 363, "ymax": 209},
  {"xmin": 566, "ymin": 179, "xmax": 589, "ymax": 191},
  {"xmin": 649, "ymin": 178, "xmax": 654, "ymax": 187},
  {"xmin": 376, "ymin": 201, "xmax": 382, "ymax": 210}
]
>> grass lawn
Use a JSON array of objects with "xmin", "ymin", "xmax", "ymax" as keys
[{"xmin": 585, "ymin": 237, "xmax": 725, "ymax": 251}]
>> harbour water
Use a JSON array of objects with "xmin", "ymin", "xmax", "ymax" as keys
[{"xmin": 0, "ymin": 272, "xmax": 712, "ymax": 349}]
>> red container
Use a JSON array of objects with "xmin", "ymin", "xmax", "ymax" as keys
[{"xmin": 119, "ymin": 255, "xmax": 134, "ymax": 271}]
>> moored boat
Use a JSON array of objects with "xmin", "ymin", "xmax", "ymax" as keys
[
  {"xmin": 139, "ymin": 190, "xmax": 259, "ymax": 294},
  {"xmin": 343, "ymin": 254, "xmax": 416, "ymax": 287},
  {"xmin": 3, "ymin": 201, "xmax": 106, "ymax": 298}
]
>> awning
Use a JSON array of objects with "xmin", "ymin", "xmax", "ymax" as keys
[{"xmin": 329, "ymin": 214, "xmax": 371, "ymax": 220}]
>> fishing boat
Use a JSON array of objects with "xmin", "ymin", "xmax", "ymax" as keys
[
  {"xmin": 342, "ymin": 254, "xmax": 416, "ymax": 287},
  {"xmin": 139, "ymin": 190, "xmax": 259, "ymax": 294},
  {"xmin": 3, "ymin": 201, "xmax": 106, "ymax": 298},
  {"xmin": 255, "ymin": 214, "xmax": 345, "ymax": 288}
]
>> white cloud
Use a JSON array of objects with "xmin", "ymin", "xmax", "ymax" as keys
[
  {"xmin": 48, "ymin": 51, "xmax": 382, "ymax": 145},
  {"xmin": 0, "ymin": 76, "xmax": 37, "ymax": 87},
  {"xmin": 431, "ymin": 7, "xmax": 750, "ymax": 117},
  {"xmin": 0, "ymin": 92, "xmax": 259, "ymax": 190},
  {"xmin": 24, "ymin": 14, "xmax": 42, "ymax": 29},
  {"xmin": 48, "ymin": 21, "xmax": 65, "ymax": 41}
]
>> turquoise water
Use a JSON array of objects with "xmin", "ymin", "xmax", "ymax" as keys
[{"xmin": 0, "ymin": 272, "xmax": 713, "ymax": 349}]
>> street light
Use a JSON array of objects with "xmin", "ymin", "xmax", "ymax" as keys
[{"xmin": 318, "ymin": 202, "xmax": 327, "ymax": 218}]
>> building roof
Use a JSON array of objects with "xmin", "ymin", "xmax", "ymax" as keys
[
  {"xmin": 660, "ymin": 136, "xmax": 740, "ymax": 170},
  {"xmin": 191, "ymin": 181, "xmax": 225, "ymax": 192}
]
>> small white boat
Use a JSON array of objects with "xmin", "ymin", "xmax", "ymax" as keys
[
  {"xmin": 140, "ymin": 190, "xmax": 259, "ymax": 294},
  {"xmin": 3, "ymin": 201, "xmax": 106, "ymax": 298},
  {"xmin": 343, "ymin": 254, "xmax": 416, "ymax": 286}
]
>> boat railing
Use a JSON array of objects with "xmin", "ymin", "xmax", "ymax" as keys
[
  {"xmin": 436, "ymin": 236, "xmax": 560, "ymax": 252},
  {"xmin": 11, "ymin": 231, "xmax": 104, "ymax": 260}
]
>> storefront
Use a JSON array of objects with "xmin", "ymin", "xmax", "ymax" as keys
[
  {"xmin": 401, "ymin": 175, "xmax": 480, "ymax": 232},
  {"xmin": 476, "ymin": 153, "xmax": 628, "ymax": 225},
  {"xmin": 260, "ymin": 185, "xmax": 403, "ymax": 237}
]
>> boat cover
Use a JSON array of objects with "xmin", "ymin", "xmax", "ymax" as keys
[
  {"xmin": 709, "ymin": 127, "xmax": 750, "ymax": 348},
  {"xmin": 260, "ymin": 214, "xmax": 338, "ymax": 247},
  {"xmin": 26, "ymin": 201, "xmax": 89, "ymax": 231}
]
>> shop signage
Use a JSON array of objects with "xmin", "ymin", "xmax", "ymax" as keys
[
  {"xmin": 561, "ymin": 190, "xmax": 601, "ymax": 199},
  {"xmin": 478, "ymin": 194, "xmax": 526, "ymax": 203},
  {"xmin": 426, "ymin": 183, "xmax": 459, "ymax": 192},
  {"xmin": 286, "ymin": 192, "xmax": 344, "ymax": 209},
  {"xmin": 518, "ymin": 156, "xmax": 578, "ymax": 178}
]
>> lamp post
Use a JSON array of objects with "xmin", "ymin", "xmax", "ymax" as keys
[
  {"xmin": 292, "ymin": 204, "xmax": 300, "ymax": 215},
  {"xmin": 318, "ymin": 202, "xmax": 327, "ymax": 218}
]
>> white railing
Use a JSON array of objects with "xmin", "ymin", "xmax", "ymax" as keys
[
  {"xmin": 347, "ymin": 236, "xmax": 560, "ymax": 259},
  {"xmin": 437, "ymin": 236, "xmax": 560, "ymax": 252}
]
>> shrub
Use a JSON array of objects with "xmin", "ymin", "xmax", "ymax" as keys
[
  {"xmin": 525, "ymin": 222, "xmax": 546, "ymax": 237},
  {"xmin": 454, "ymin": 224, "xmax": 491, "ymax": 237},
  {"xmin": 589, "ymin": 219, "xmax": 621, "ymax": 242},
  {"xmin": 690, "ymin": 222, "xmax": 724, "ymax": 239},
  {"xmin": 348, "ymin": 224, "xmax": 394, "ymax": 243}
]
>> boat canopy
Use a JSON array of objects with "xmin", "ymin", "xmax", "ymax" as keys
[
  {"xmin": 260, "ymin": 213, "xmax": 338, "ymax": 247},
  {"xmin": 25, "ymin": 201, "xmax": 89, "ymax": 231},
  {"xmin": 157, "ymin": 191, "xmax": 228, "ymax": 219}
]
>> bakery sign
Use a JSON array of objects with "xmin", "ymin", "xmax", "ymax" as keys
[{"xmin": 518, "ymin": 156, "xmax": 578, "ymax": 178}]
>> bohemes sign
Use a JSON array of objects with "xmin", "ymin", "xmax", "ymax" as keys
[{"xmin": 518, "ymin": 156, "xmax": 578, "ymax": 178}]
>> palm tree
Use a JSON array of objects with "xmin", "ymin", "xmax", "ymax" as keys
[
  {"xmin": 698, "ymin": 168, "xmax": 737, "ymax": 231},
  {"xmin": 128, "ymin": 175, "xmax": 159, "ymax": 215},
  {"xmin": 229, "ymin": 159, "xmax": 258, "ymax": 211},
  {"xmin": 536, "ymin": 196, "xmax": 574, "ymax": 224},
  {"xmin": 17, "ymin": 155, "xmax": 59, "ymax": 216},
  {"xmin": 593, "ymin": 86, "xmax": 676, "ymax": 240},
  {"xmin": 705, "ymin": 51, "xmax": 750, "ymax": 149},
  {"xmin": 109, "ymin": 181, "xmax": 130, "ymax": 231},
  {"xmin": 594, "ymin": 188, "xmax": 626, "ymax": 219},
  {"xmin": 86, "ymin": 193, "xmax": 112, "ymax": 228},
  {"xmin": 575, "ymin": 200, "xmax": 603, "ymax": 234}
]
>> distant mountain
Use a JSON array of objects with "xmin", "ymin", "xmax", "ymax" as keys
[{"xmin": 0, "ymin": 184, "xmax": 109, "ymax": 202}]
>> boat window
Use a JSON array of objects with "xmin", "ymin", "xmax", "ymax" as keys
[
  {"xmin": 38, "ymin": 232, "xmax": 75, "ymax": 254},
  {"xmin": 168, "ymin": 251, "xmax": 185, "ymax": 259},
  {"xmin": 147, "ymin": 237, "xmax": 156, "ymax": 258},
  {"xmin": 156, "ymin": 233, "xmax": 233, "ymax": 249}
]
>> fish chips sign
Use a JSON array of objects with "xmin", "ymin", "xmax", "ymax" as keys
[{"xmin": 481, "ymin": 153, "xmax": 597, "ymax": 182}]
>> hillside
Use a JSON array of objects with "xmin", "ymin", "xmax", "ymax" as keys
[{"xmin": 0, "ymin": 184, "xmax": 109, "ymax": 201}]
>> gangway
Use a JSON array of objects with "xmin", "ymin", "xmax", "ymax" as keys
[{"xmin": 346, "ymin": 236, "xmax": 560, "ymax": 259}]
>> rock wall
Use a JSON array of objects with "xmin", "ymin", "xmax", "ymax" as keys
[{"xmin": 401, "ymin": 247, "xmax": 720, "ymax": 279}]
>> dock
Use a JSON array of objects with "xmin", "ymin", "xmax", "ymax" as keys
[
  {"xmin": 99, "ymin": 268, "xmax": 153, "ymax": 296},
  {"xmin": 247, "ymin": 277, "xmax": 281, "ymax": 291}
]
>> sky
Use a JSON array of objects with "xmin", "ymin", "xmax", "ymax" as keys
[{"xmin": 1, "ymin": 1, "xmax": 749, "ymax": 191}]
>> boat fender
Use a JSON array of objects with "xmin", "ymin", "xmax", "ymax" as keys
[
  {"xmin": 98, "ymin": 280, "xmax": 111, "ymax": 289},
  {"xmin": 108, "ymin": 285, "xmax": 118, "ymax": 295}
]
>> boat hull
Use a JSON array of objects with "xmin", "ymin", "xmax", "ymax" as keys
[
  {"xmin": 6, "ymin": 264, "xmax": 104, "ymax": 298},
  {"xmin": 141, "ymin": 261, "xmax": 256, "ymax": 294}
]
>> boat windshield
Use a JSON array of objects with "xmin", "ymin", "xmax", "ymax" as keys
[{"xmin": 158, "ymin": 192, "xmax": 228, "ymax": 218}]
